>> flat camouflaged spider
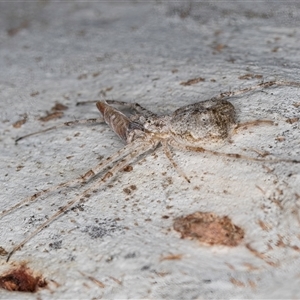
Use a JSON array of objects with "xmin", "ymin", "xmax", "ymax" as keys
[{"xmin": 2, "ymin": 80, "xmax": 300, "ymax": 261}]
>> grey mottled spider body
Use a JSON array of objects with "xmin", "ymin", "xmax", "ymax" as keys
[
  {"xmin": 168, "ymin": 99, "xmax": 236, "ymax": 146},
  {"xmin": 100, "ymin": 98, "xmax": 236, "ymax": 147},
  {"xmin": 3, "ymin": 80, "xmax": 300, "ymax": 261}
]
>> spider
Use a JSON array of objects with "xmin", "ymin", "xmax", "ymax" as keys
[{"xmin": 2, "ymin": 80, "xmax": 300, "ymax": 261}]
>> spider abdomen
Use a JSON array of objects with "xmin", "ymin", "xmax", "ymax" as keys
[{"xmin": 169, "ymin": 99, "xmax": 236, "ymax": 145}]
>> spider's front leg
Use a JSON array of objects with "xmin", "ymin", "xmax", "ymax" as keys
[
  {"xmin": 1, "ymin": 102, "xmax": 147, "ymax": 219},
  {"xmin": 1, "ymin": 138, "xmax": 150, "ymax": 219},
  {"xmin": 6, "ymin": 101, "xmax": 157, "ymax": 260},
  {"xmin": 106, "ymin": 100, "xmax": 158, "ymax": 119},
  {"xmin": 214, "ymin": 80, "xmax": 300, "ymax": 101},
  {"xmin": 77, "ymin": 99, "xmax": 158, "ymax": 119}
]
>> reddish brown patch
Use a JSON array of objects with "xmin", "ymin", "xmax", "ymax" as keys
[
  {"xmin": 230, "ymin": 277, "xmax": 245, "ymax": 287},
  {"xmin": 243, "ymin": 262, "xmax": 260, "ymax": 271},
  {"xmin": 293, "ymin": 102, "xmax": 300, "ymax": 108},
  {"xmin": 105, "ymin": 86, "xmax": 113, "ymax": 92},
  {"xmin": 51, "ymin": 102, "xmax": 68, "ymax": 111},
  {"xmin": 108, "ymin": 276, "xmax": 122, "ymax": 285},
  {"xmin": 123, "ymin": 165, "xmax": 133, "ymax": 172},
  {"xmin": 248, "ymin": 280, "xmax": 257, "ymax": 289},
  {"xmin": 77, "ymin": 73, "xmax": 88, "ymax": 80},
  {"xmin": 286, "ymin": 117, "xmax": 299, "ymax": 124},
  {"xmin": 173, "ymin": 212, "xmax": 244, "ymax": 246},
  {"xmin": 257, "ymin": 220, "xmax": 271, "ymax": 231},
  {"xmin": 130, "ymin": 185, "xmax": 137, "ymax": 191},
  {"xmin": 238, "ymin": 73, "xmax": 263, "ymax": 80},
  {"xmin": 123, "ymin": 188, "xmax": 131, "ymax": 195},
  {"xmin": 98, "ymin": 86, "xmax": 113, "ymax": 97},
  {"xmin": 0, "ymin": 247, "xmax": 8, "ymax": 256},
  {"xmin": 245, "ymin": 244, "xmax": 278, "ymax": 266},
  {"xmin": 39, "ymin": 111, "xmax": 64, "ymax": 122},
  {"xmin": 13, "ymin": 116, "xmax": 27, "ymax": 128},
  {"xmin": 275, "ymin": 136, "xmax": 285, "ymax": 142},
  {"xmin": 212, "ymin": 43, "xmax": 227, "ymax": 52},
  {"xmin": 7, "ymin": 21, "xmax": 29, "ymax": 36},
  {"xmin": 16, "ymin": 165, "xmax": 24, "ymax": 171},
  {"xmin": 79, "ymin": 271, "xmax": 105, "ymax": 288},
  {"xmin": 160, "ymin": 254, "xmax": 183, "ymax": 261},
  {"xmin": 0, "ymin": 264, "xmax": 47, "ymax": 293},
  {"xmin": 122, "ymin": 184, "xmax": 136, "ymax": 195},
  {"xmin": 180, "ymin": 77, "xmax": 205, "ymax": 86},
  {"xmin": 30, "ymin": 91, "xmax": 39, "ymax": 97}
]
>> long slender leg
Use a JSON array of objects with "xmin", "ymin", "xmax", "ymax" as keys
[
  {"xmin": 6, "ymin": 140, "xmax": 156, "ymax": 261},
  {"xmin": 233, "ymin": 120, "xmax": 274, "ymax": 134},
  {"xmin": 77, "ymin": 100, "xmax": 158, "ymax": 118},
  {"xmin": 76, "ymin": 100, "xmax": 99, "ymax": 106},
  {"xmin": 169, "ymin": 140, "xmax": 300, "ymax": 164},
  {"xmin": 15, "ymin": 118, "xmax": 104, "ymax": 143},
  {"xmin": 214, "ymin": 80, "xmax": 300, "ymax": 101},
  {"xmin": 1, "ymin": 138, "xmax": 145, "ymax": 219},
  {"xmin": 162, "ymin": 140, "xmax": 190, "ymax": 183},
  {"xmin": 106, "ymin": 100, "xmax": 158, "ymax": 118}
]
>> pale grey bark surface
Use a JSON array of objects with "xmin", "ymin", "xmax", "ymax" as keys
[{"xmin": 0, "ymin": 1, "xmax": 300, "ymax": 298}]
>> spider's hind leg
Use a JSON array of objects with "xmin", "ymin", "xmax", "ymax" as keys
[
  {"xmin": 215, "ymin": 80, "xmax": 300, "ymax": 101},
  {"xmin": 169, "ymin": 140, "xmax": 300, "ymax": 165},
  {"xmin": 233, "ymin": 120, "xmax": 274, "ymax": 135}
]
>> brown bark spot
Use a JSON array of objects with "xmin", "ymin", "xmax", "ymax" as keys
[
  {"xmin": 180, "ymin": 77, "xmax": 205, "ymax": 86},
  {"xmin": 39, "ymin": 111, "xmax": 64, "ymax": 122},
  {"xmin": 0, "ymin": 264, "xmax": 47, "ymax": 293},
  {"xmin": 173, "ymin": 211, "xmax": 244, "ymax": 246}
]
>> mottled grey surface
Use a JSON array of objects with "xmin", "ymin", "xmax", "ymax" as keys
[{"xmin": 1, "ymin": 1, "xmax": 300, "ymax": 299}]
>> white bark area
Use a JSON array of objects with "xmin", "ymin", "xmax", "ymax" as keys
[{"xmin": 0, "ymin": 1, "xmax": 300, "ymax": 298}]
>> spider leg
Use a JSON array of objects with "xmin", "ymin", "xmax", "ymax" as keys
[
  {"xmin": 76, "ymin": 100, "xmax": 99, "ymax": 106},
  {"xmin": 169, "ymin": 140, "xmax": 300, "ymax": 164},
  {"xmin": 1, "ymin": 138, "xmax": 146, "ymax": 219},
  {"xmin": 215, "ymin": 80, "xmax": 300, "ymax": 100},
  {"xmin": 6, "ymin": 140, "xmax": 157, "ymax": 262},
  {"xmin": 233, "ymin": 120, "xmax": 274, "ymax": 134},
  {"xmin": 15, "ymin": 118, "xmax": 104, "ymax": 144},
  {"xmin": 105, "ymin": 100, "xmax": 158, "ymax": 118},
  {"xmin": 162, "ymin": 140, "xmax": 190, "ymax": 183},
  {"xmin": 77, "ymin": 100, "xmax": 158, "ymax": 118}
]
